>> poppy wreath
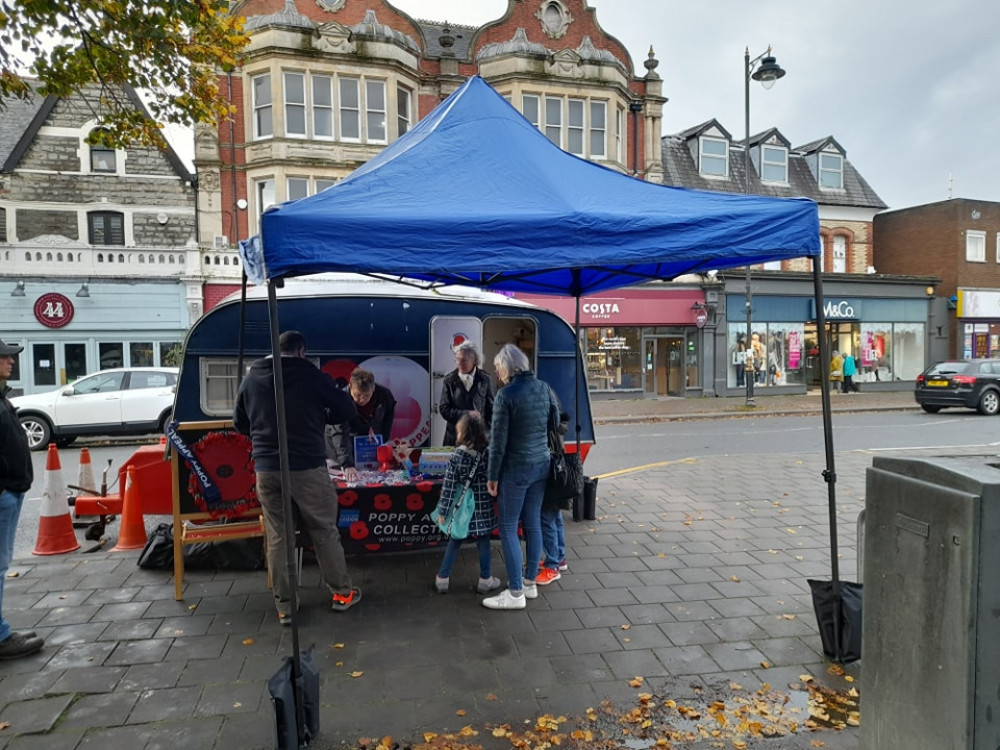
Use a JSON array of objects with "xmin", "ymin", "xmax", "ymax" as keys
[{"xmin": 185, "ymin": 431, "xmax": 259, "ymax": 519}]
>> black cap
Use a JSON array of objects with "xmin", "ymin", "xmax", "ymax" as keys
[{"xmin": 0, "ymin": 338, "xmax": 23, "ymax": 356}]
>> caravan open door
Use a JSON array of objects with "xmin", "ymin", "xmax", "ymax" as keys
[{"xmin": 429, "ymin": 316, "xmax": 483, "ymax": 446}]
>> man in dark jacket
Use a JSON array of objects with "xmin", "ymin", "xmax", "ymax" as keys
[
  {"xmin": 233, "ymin": 331, "xmax": 362, "ymax": 623},
  {"xmin": 439, "ymin": 340, "xmax": 493, "ymax": 446},
  {"xmin": 0, "ymin": 338, "xmax": 44, "ymax": 659},
  {"xmin": 326, "ymin": 367, "xmax": 395, "ymax": 482}
]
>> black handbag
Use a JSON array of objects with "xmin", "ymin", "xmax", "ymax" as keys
[{"xmin": 544, "ymin": 450, "xmax": 584, "ymax": 510}]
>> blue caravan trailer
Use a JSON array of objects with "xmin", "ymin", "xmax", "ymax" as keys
[{"xmin": 168, "ymin": 275, "xmax": 594, "ymax": 555}]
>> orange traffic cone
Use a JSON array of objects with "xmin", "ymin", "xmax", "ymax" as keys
[
  {"xmin": 112, "ymin": 466, "xmax": 146, "ymax": 551},
  {"xmin": 33, "ymin": 445, "xmax": 81, "ymax": 555},
  {"xmin": 76, "ymin": 447, "xmax": 97, "ymax": 494}
]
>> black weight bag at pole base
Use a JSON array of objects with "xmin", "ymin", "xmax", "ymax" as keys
[
  {"xmin": 269, "ymin": 645, "xmax": 320, "ymax": 749},
  {"xmin": 808, "ymin": 579, "xmax": 863, "ymax": 663}
]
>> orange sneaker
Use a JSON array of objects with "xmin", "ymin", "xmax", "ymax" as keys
[
  {"xmin": 536, "ymin": 568, "xmax": 561, "ymax": 585},
  {"xmin": 331, "ymin": 587, "xmax": 362, "ymax": 612}
]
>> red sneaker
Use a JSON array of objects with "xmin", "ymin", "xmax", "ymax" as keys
[{"xmin": 536, "ymin": 568, "xmax": 561, "ymax": 585}]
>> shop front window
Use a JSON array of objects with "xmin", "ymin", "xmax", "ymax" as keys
[
  {"xmin": 861, "ymin": 325, "xmax": 892, "ymax": 382},
  {"xmin": 583, "ymin": 327, "xmax": 642, "ymax": 391},
  {"xmin": 727, "ymin": 323, "xmax": 805, "ymax": 388},
  {"xmin": 892, "ymin": 323, "xmax": 925, "ymax": 380}
]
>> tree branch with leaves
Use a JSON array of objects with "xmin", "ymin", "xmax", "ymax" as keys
[{"xmin": 0, "ymin": 0, "xmax": 248, "ymax": 147}]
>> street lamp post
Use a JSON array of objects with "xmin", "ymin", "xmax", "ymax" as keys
[{"xmin": 743, "ymin": 46, "xmax": 785, "ymax": 406}]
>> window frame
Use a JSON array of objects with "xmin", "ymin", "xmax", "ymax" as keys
[
  {"xmin": 589, "ymin": 100, "xmax": 607, "ymax": 159},
  {"xmin": 283, "ymin": 71, "xmax": 307, "ymax": 138},
  {"xmin": 567, "ymin": 98, "xmax": 585, "ymax": 156},
  {"xmin": 832, "ymin": 234, "xmax": 847, "ymax": 273},
  {"xmin": 397, "ymin": 85, "xmax": 412, "ymax": 137},
  {"xmin": 339, "ymin": 77, "xmax": 361, "ymax": 142},
  {"xmin": 522, "ymin": 94, "xmax": 540, "ymax": 128},
  {"xmin": 760, "ymin": 145, "xmax": 788, "ymax": 183},
  {"xmin": 544, "ymin": 97, "xmax": 563, "ymax": 148},
  {"xmin": 699, "ymin": 136, "xmax": 728, "ymax": 177},
  {"xmin": 251, "ymin": 73, "xmax": 273, "ymax": 140},
  {"xmin": 967, "ymin": 230, "xmax": 986, "ymax": 263},
  {"xmin": 312, "ymin": 74, "xmax": 334, "ymax": 140},
  {"xmin": 87, "ymin": 211, "xmax": 125, "ymax": 246},
  {"xmin": 287, "ymin": 177, "xmax": 309, "ymax": 201},
  {"xmin": 90, "ymin": 144, "xmax": 116, "ymax": 174},
  {"xmin": 365, "ymin": 79, "xmax": 387, "ymax": 144},
  {"xmin": 819, "ymin": 152, "xmax": 844, "ymax": 189}
]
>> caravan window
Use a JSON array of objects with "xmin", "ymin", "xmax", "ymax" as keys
[{"xmin": 200, "ymin": 359, "xmax": 240, "ymax": 416}]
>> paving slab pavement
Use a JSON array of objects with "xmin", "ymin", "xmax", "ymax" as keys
[{"xmin": 0, "ymin": 391, "xmax": 933, "ymax": 749}]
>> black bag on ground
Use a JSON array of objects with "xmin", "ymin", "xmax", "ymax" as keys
[
  {"xmin": 136, "ymin": 522, "xmax": 265, "ymax": 571},
  {"xmin": 269, "ymin": 645, "xmax": 320, "ymax": 749},
  {"xmin": 544, "ymin": 451, "xmax": 584, "ymax": 511},
  {"xmin": 808, "ymin": 579, "xmax": 863, "ymax": 663},
  {"xmin": 137, "ymin": 523, "xmax": 174, "ymax": 569}
]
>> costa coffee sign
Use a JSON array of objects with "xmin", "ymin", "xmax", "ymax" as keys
[{"xmin": 34, "ymin": 293, "xmax": 75, "ymax": 329}]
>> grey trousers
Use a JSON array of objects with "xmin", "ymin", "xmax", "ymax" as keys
[{"xmin": 255, "ymin": 467, "xmax": 353, "ymax": 613}]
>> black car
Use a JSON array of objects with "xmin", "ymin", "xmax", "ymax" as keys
[{"xmin": 914, "ymin": 359, "xmax": 1000, "ymax": 415}]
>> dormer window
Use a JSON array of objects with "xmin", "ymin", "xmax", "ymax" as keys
[
  {"xmin": 761, "ymin": 145, "xmax": 787, "ymax": 183},
  {"xmin": 819, "ymin": 152, "xmax": 843, "ymax": 189},
  {"xmin": 699, "ymin": 136, "xmax": 728, "ymax": 177}
]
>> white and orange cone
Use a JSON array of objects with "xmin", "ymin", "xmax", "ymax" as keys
[
  {"xmin": 76, "ymin": 447, "xmax": 98, "ymax": 495},
  {"xmin": 33, "ymin": 444, "xmax": 81, "ymax": 555},
  {"xmin": 112, "ymin": 466, "xmax": 147, "ymax": 551}
]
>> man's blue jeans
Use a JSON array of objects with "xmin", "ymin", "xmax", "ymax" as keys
[{"xmin": 0, "ymin": 489, "xmax": 26, "ymax": 643}]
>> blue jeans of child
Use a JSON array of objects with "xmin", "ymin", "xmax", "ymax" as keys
[
  {"xmin": 0, "ymin": 490, "xmax": 26, "ymax": 643},
  {"xmin": 438, "ymin": 536, "xmax": 493, "ymax": 579},
  {"xmin": 497, "ymin": 459, "xmax": 548, "ymax": 593},
  {"xmin": 541, "ymin": 505, "xmax": 565, "ymax": 569}
]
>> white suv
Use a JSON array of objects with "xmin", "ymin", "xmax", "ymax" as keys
[{"xmin": 12, "ymin": 367, "xmax": 178, "ymax": 451}]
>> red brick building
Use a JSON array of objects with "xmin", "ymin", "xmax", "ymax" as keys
[
  {"xmin": 196, "ymin": 0, "xmax": 665, "ymax": 261},
  {"xmin": 875, "ymin": 199, "xmax": 1000, "ymax": 358}
]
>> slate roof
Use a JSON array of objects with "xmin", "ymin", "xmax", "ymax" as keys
[
  {"xmin": 414, "ymin": 19, "xmax": 476, "ymax": 60},
  {"xmin": 0, "ymin": 82, "xmax": 48, "ymax": 172},
  {"xmin": 661, "ymin": 128, "xmax": 887, "ymax": 210}
]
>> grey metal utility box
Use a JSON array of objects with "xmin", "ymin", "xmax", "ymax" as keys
[{"xmin": 863, "ymin": 455, "xmax": 1000, "ymax": 750}]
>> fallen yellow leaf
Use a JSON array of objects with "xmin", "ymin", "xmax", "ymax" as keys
[
  {"xmin": 333, "ymin": 643, "xmax": 344, "ymax": 649},
  {"xmin": 785, "ymin": 528, "xmax": 798, "ymax": 535},
  {"xmin": 760, "ymin": 661, "xmax": 772, "ymax": 669},
  {"xmin": 233, "ymin": 702, "xmax": 242, "ymax": 708},
  {"xmin": 0, "ymin": 720, "xmax": 10, "ymax": 729},
  {"xmin": 629, "ymin": 676, "xmax": 644, "ymax": 687},
  {"xmin": 486, "ymin": 692, "xmax": 498, "ymax": 700},
  {"xmin": 241, "ymin": 638, "xmax": 254, "ymax": 645},
  {"xmin": 456, "ymin": 709, "xmax": 466, "ymax": 716},
  {"xmin": 350, "ymin": 670, "xmax": 364, "ymax": 678},
  {"xmin": 781, "ymin": 614, "xmax": 796, "ymax": 620},
  {"xmin": 621, "ymin": 623, "xmax": 631, "ymax": 630},
  {"xmin": 730, "ymin": 575, "xmax": 741, "ymax": 582}
]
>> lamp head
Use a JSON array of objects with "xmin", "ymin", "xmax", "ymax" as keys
[
  {"xmin": 11, "ymin": 280, "xmax": 25, "ymax": 297},
  {"xmin": 752, "ymin": 55, "xmax": 786, "ymax": 90}
]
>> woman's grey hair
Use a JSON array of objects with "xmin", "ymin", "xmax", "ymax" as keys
[
  {"xmin": 454, "ymin": 339, "xmax": 480, "ymax": 367},
  {"xmin": 494, "ymin": 343, "xmax": 530, "ymax": 377}
]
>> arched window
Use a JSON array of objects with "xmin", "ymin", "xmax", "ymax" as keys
[
  {"xmin": 159, "ymin": 255, "xmax": 166, "ymax": 263},
  {"xmin": 97, "ymin": 253, "xmax": 104, "ymax": 262},
  {"xmin": 46, "ymin": 252, "xmax": 53, "ymax": 262},
  {"xmin": 56, "ymin": 252, "xmax": 63, "ymax": 262},
  {"xmin": 118, "ymin": 253, "xmax": 125, "ymax": 263}
]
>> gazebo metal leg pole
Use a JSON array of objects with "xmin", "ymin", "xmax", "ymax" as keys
[
  {"xmin": 266, "ymin": 281, "xmax": 307, "ymax": 737},
  {"xmin": 812, "ymin": 259, "xmax": 842, "ymax": 662}
]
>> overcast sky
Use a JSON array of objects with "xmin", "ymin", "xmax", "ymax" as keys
[{"xmin": 390, "ymin": 0, "xmax": 1000, "ymax": 210}]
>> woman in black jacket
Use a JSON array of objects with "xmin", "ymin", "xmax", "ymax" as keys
[{"xmin": 439, "ymin": 340, "xmax": 494, "ymax": 446}]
